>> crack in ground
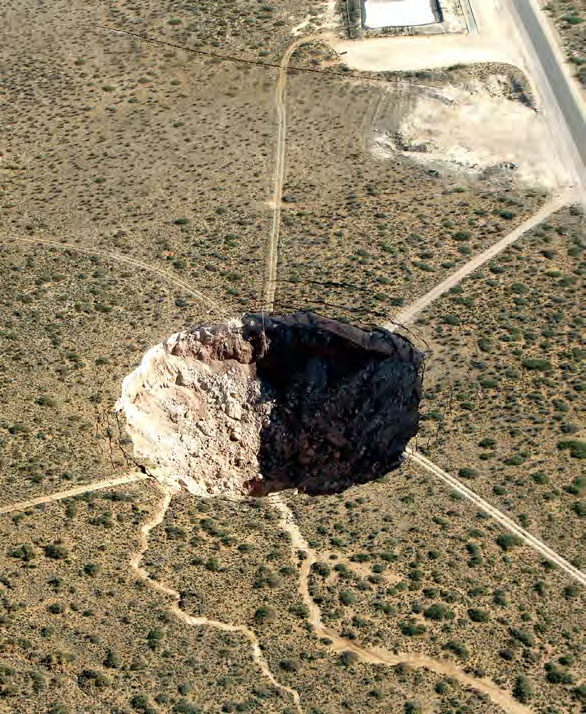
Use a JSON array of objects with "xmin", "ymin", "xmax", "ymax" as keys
[
  {"xmin": 130, "ymin": 485, "xmax": 304, "ymax": 714},
  {"xmin": 272, "ymin": 495, "xmax": 533, "ymax": 714}
]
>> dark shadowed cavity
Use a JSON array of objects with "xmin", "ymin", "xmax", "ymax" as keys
[{"xmin": 241, "ymin": 312, "xmax": 423, "ymax": 495}]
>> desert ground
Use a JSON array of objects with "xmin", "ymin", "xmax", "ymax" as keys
[{"xmin": 0, "ymin": 0, "xmax": 584, "ymax": 712}]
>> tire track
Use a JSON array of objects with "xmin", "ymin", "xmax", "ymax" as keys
[
  {"xmin": 130, "ymin": 485, "xmax": 303, "ymax": 713},
  {"xmin": 3, "ymin": 235, "xmax": 222, "ymax": 313},
  {"xmin": 386, "ymin": 190, "xmax": 574, "ymax": 328},
  {"xmin": 0, "ymin": 472, "xmax": 149, "ymax": 515},
  {"xmin": 273, "ymin": 496, "xmax": 532, "ymax": 714},
  {"xmin": 407, "ymin": 449, "xmax": 586, "ymax": 586},
  {"xmin": 261, "ymin": 36, "xmax": 323, "ymax": 312}
]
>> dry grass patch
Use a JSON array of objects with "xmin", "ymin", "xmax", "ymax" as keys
[
  {"xmin": 0, "ymin": 482, "xmax": 295, "ymax": 713},
  {"xmin": 410, "ymin": 206, "xmax": 585, "ymax": 561},
  {"xmin": 274, "ymin": 65, "xmax": 545, "ymax": 325},
  {"xmin": 288, "ymin": 465, "xmax": 586, "ymax": 713},
  {"xmin": 0, "ymin": 245, "xmax": 222, "ymax": 507}
]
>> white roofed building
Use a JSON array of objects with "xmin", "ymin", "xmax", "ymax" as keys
[{"xmin": 362, "ymin": 0, "xmax": 442, "ymax": 29}]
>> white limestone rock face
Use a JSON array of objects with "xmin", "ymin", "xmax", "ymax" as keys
[{"xmin": 115, "ymin": 322, "xmax": 272, "ymax": 497}]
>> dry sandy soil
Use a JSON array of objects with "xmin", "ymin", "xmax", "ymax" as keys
[
  {"xmin": 368, "ymin": 75, "xmax": 567, "ymax": 190},
  {"xmin": 0, "ymin": 0, "xmax": 584, "ymax": 711}
]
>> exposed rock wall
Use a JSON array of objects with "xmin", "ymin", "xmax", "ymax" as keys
[{"xmin": 116, "ymin": 313, "xmax": 423, "ymax": 497}]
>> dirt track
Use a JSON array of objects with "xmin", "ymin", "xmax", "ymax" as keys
[
  {"xmin": 130, "ymin": 485, "xmax": 303, "ymax": 713},
  {"xmin": 273, "ymin": 496, "xmax": 532, "ymax": 714},
  {"xmin": 407, "ymin": 449, "xmax": 586, "ymax": 586},
  {"xmin": 3, "ymin": 235, "xmax": 222, "ymax": 313},
  {"xmin": 0, "ymin": 472, "xmax": 149, "ymax": 515},
  {"xmin": 261, "ymin": 37, "xmax": 311, "ymax": 312},
  {"xmin": 387, "ymin": 189, "xmax": 574, "ymax": 328}
]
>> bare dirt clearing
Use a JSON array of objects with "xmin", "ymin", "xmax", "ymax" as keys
[
  {"xmin": 333, "ymin": 34, "xmax": 515, "ymax": 72},
  {"xmin": 372, "ymin": 78, "xmax": 568, "ymax": 189}
]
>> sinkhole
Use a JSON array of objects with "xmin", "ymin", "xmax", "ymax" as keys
[{"xmin": 116, "ymin": 312, "xmax": 424, "ymax": 497}]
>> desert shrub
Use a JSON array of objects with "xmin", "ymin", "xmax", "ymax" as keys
[
  {"xmin": 458, "ymin": 467, "xmax": 479, "ymax": 479},
  {"xmin": 279, "ymin": 659, "xmax": 299, "ymax": 673},
  {"xmin": 8, "ymin": 543, "xmax": 36, "ymax": 561},
  {"xmin": 49, "ymin": 705, "xmax": 70, "ymax": 714},
  {"xmin": 496, "ymin": 534, "xmax": 523, "ymax": 551},
  {"xmin": 468, "ymin": 608, "xmax": 490, "ymax": 623},
  {"xmin": 83, "ymin": 563, "xmax": 101, "ymax": 577},
  {"xmin": 340, "ymin": 650, "xmax": 359, "ymax": 667},
  {"xmin": 104, "ymin": 650, "xmax": 120, "ymax": 669},
  {"xmin": 558, "ymin": 440, "xmax": 586, "ymax": 459},
  {"xmin": 173, "ymin": 700, "xmax": 202, "ymax": 714},
  {"xmin": 312, "ymin": 561, "xmax": 331, "ymax": 577},
  {"xmin": 400, "ymin": 620, "xmax": 426, "ymax": 636},
  {"xmin": 513, "ymin": 675, "xmax": 534, "ymax": 703},
  {"xmin": 131, "ymin": 694, "xmax": 157, "ymax": 713},
  {"xmin": 444, "ymin": 640, "xmax": 469, "ymax": 659},
  {"xmin": 289, "ymin": 602, "xmax": 309, "ymax": 619},
  {"xmin": 510, "ymin": 628, "xmax": 534, "ymax": 647},
  {"xmin": 78, "ymin": 669, "xmax": 111, "ymax": 689},
  {"xmin": 522, "ymin": 358, "xmax": 551, "ymax": 371},
  {"xmin": 254, "ymin": 605, "xmax": 276, "ymax": 624},
  {"xmin": 423, "ymin": 603, "xmax": 453, "ymax": 621},
  {"xmin": 339, "ymin": 590, "xmax": 356, "ymax": 605},
  {"xmin": 545, "ymin": 663, "xmax": 575, "ymax": 685},
  {"xmin": 47, "ymin": 603, "xmax": 65, "ymax": 614},
  {"xmin": 44, "ymin": 543, "xmax": 68, "ymax": 560},
  {"xmin": 563, "ymin": 584, "xmax": 581, "ymax": 600},
  {"xmin": 405, "ymin": 702, "xmax": 422, "ymax": 714}
]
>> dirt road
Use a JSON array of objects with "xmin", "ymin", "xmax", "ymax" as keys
[
  {"xmin": 407, "ymin": 449, "xmax": 586, "ymax": 586},
  {"xmin": 0, "ymin": 472, "xmax": 149, "ymax": 515},
  {"xmin": 4, "ymin": 235, "xmax": 222, "ymax": 313},
  {"xmin": 130, "ymin": 485, "xmax": 303, "ymax": 713},
  {"xmin": 386, "ymin": 189, "xmax": 573, "ymax": 328},
  {"xmin": 261, "ymin": 39, "xmax": 304, "ymax": 312},
  {"xmin": 273, "ymin": 496, "xmax": 532, "ymax": 714}
]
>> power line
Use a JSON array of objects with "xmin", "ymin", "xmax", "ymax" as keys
[{"xmin": 96, "ymin": 25, "xmax": 398, "ymax": 85}]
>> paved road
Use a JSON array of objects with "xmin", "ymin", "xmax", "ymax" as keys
[{"xmin": 508, "ymin": 0, "xmax": 586, "ymax": 169}]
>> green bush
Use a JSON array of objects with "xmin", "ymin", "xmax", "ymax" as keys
[
  {"xmin": 173, "ymin": 700, "xmax": 202, "ymax": 714},
  {"xmin": 254, "ymin": 605, "xmax": 276, "ymax": 624},
  {"xmin": 340, "ymin": 650, "xmax": 359, "ymax": 667},
  {"xmin": 522, "ymin": 358, "xmax": 551, "ymax": 371},
  {"xmin": 83, "ymin": 563, "xmax": 101, "ymax": 577},
  {"xmin": 510, "ymin": 628, "xmax": 534, "ymax": 647},
  {"xmin": 468, "ymin": 608, "xmax": 490, "ymax": 623},
  {"xmin": 400, "ymin": 620, "xmax": 426, "ymax": 636},
  {"xmin": 444, "ymin": 640, "xmax": 469, "ymax": 659},
  {"xmin": 312, "ymin": 561, "xmax": 331, "ymax": 577},
  {"xmin": 496, "ymin": 534, "xmax": 523, "ymax": 552},
  {"xmin": 513, "ymin": 675, "xmax": 534, "ymax": 703},
  {"xmin": 458, "ymin": 467, "xmax": 479, "ymax": 479},
  {"xmin": 557, "ymin": 440, "xmax": 586, "ymax": 459},
  {"xmin": 340, "ymin": 590, "xmax": 356, "ymax": 606},
  {"xmin": 423, "ymin": 603, "xmax": 453, "ymax": 621},
  {"xmin": 289, "ymin": 602, "xmax": 309, "ymax": 619},
  {"xmin": 78, "ymin": 669, "xmax": 111, "ymax": 689},
  {"xmin": 104, "ymin": 650, "xmax": 120, "ymax": 669},
  {"xmin": 130, "ymin": 694, "xmax": 156, "ymax": 714},
  {"xmin": 44, "ymin": 543, "xmax": 68, "ymax": 560}
]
